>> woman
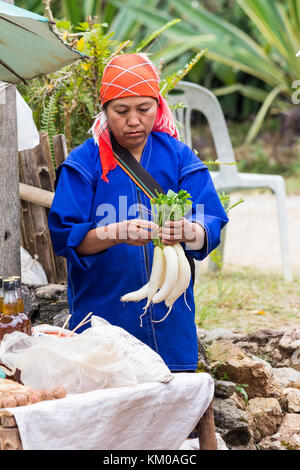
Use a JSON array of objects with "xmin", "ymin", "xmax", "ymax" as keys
[{"xmin": 48, "ymin": 53, "xmax": 228, "ymax": 373}]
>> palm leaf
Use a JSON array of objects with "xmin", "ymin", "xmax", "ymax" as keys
[
  {"xmin": 213, "ymin": 83, "xmax": 289, "ymax": 112},
  {"xmin": 288, "ymin": 0, "xmax": 300, "ymax": 31},
  {"xmin": 65, "ymin": 0, "xmax": 81, "ymax": 26},
  {"xmin": 109, "ymin": 0, "xmax": 162, "ymax": 42},
  {"xmin": 135, "ymin": 18, "xmax": 181, "ymax": 53},
  {"xmin": 169, "ymin": 0, "xmax": 289, "ymax": 88},
  {"xmin": 110, "ymin": 0, "xmax": 196, "ymax": 38},
  {"xmin": 245, "ymin": 85, "xmax": 285, "ymax": 144},
  {"xmin": 237, "ymin": 0, "xmax": 300, "ymax": 75},
  {"xmin": 149, "ymin": 34, "xmax": 215, "ymax": 64}
]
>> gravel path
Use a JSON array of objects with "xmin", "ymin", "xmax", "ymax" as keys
[{"xmin": 200, "ymin": 191, "xmax": 300, "ymax": 277}]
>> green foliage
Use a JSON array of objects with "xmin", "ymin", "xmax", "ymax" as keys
[
  {"xmin": 160, "ymin": 50, "xmax": 207, "ymax": 97},
  {"xmin": 151, "ymin": 189, "xmax": 193, "ymax": 247},
  {"xmin": 15, "ymin": 0, "xmax": 114, "ymax": 25},
  {"xmin": 18, "ymin": 14, "xmax": 204, "ymax": 155},
  {"xmin": 17, "ymin": 0, "xmax": 300, "ymax": 126},
  {"xmin": 116, "ymin": 0, "xmax": 300, "ymax": 141},
  {"xmin": 235, "ymin": 383, "xmax": 249, "ymax": 405},
  {"xmin": 40, "ymin": 90, "xmax": 60, "ymax": 168},
  {"xmin": 134, "ymin": 18, "xmax": 181, "ymax": 53}
]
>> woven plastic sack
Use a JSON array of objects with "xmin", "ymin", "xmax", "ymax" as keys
[
  {"xmin": 82, "ymin": 316, "xmax": 174, "ymax": 384},
  {"xmin": 0, "ymin": 331, "xmax": 137, "ymax": 394}
]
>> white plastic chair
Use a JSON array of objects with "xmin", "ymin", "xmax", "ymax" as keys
[{"xmin": 169, "ymin": 81, "xmax": 292, "ymax": 282}]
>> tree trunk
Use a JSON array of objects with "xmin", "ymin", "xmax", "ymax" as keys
[{"xmin": 0, "ymin": 22, "xmax": 21, "ymax": 279}]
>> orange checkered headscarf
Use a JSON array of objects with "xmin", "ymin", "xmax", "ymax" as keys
[{"xmin": 91, "ymin": 53, "xmax": 179, "ymax": 182}]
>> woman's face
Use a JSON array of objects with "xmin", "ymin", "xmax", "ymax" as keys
[{"xmin": 105, "ymin": 96, "xmax": 158, "ymax": 154}]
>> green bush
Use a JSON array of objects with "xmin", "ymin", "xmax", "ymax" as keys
[{"xmin": 18, "ymin": 17, "xmax": 204, "ymax": 159}]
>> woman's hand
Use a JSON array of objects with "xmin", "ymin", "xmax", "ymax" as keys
[
  {"xmin": 160, "ymin": 218, "xmax": 206, "ymax": 249},
  {"xmin": 118, "ymin": 219, "xmax": 160, "ymax": 246}
]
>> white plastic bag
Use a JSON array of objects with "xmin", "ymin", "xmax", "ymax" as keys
[
  {"xmin": 0, "ymin": 331, "xmax": 137, "ymax": 393},
  {"xmin": 82, "ymin": 316, "xmax": 174, "ymax": 384},
  {"xmin": 21, "ymin": 247, "xmax": 48, "ymax": 285},
  {"xmin": 32, "ymin": 324, "xmax": 77, "ymax": 338},
  {"xmin": 16, "ymin": 90, "xmax": 40, "ymax": 151}
]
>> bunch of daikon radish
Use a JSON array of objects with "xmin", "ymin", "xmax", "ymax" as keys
[{"xmin": 121, "ymin": 189, "xmax": 193, "ymax": 326}]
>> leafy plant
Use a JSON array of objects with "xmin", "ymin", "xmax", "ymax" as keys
[
  {"xmin": 151, "ymin": 187, "xmax": 192, "ymax": 220},
  {"xmin": 18, "ymin": 10, "xmax": 205, "ymax": 160},
  {"xmin": 235, "ymin": 383, "xmax": 249, "ymax": 405},
  {"xmin": 15, "ymin": 0, "xmax": 116, "ymax": 25},
  {"xmin": 117, "ymin": 0, "xmax": 300, "ymax": 143}
]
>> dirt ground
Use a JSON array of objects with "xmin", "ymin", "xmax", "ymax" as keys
[{"xmin": 199, "ymin": 191, "xmax": 300, "ymax": 277}]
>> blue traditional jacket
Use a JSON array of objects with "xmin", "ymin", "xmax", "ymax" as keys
[{"xmin": 48, "ymin": 131, "xmax": 229, "ymax": 371}]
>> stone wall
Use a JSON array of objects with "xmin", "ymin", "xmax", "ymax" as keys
[
  {"xmin": 23, "ymin": 283, "xmax": 69, "ymax": 328},
  {"xmin": 199, "ymin": 327, "xmax": 300, "ymax": 450}
]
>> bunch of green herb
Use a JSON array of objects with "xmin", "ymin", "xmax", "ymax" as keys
[{"xmin": 151, "ymin": 189, "xmax": 193, "ymax": 247}]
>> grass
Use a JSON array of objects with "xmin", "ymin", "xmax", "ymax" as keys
[
  {"xmin": 189, "ymin": 115, "xmax": 300, "ymax": 334},
  {"xmin": 285, "ymin": 175, "xmax": 300, "ymax": 195},
  {"xmin": 194, "ymin": 266, "xmax": 300, "ymax": 333}
]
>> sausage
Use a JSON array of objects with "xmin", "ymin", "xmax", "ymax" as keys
[
  {"xmin": 1, "ymin": 393, "xmax": 17, "ymax": 408},
  {"xmin": 28, "ymin": 390, "xmax": 42, "ymax": 404},
  {"xmin": 41, "ymin": 389, "xmax": 54, "ymax": 401},
  {"xmin": 14, "ymin": 392, "xmax": 29, "ymax": 407},
  {"xmin": 35, "ymin": 391, "xmax": 43, "ymax": 403},
  {"xmin": 52, "ymin": 387, "xmax": 66, "ymax": 399}
]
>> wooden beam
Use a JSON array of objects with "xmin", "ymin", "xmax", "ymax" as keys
[{"xmin": 19, "ymin": 183, "xmax": 54, "ymax": 208}]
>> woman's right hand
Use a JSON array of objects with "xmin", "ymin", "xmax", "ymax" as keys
[
  {"xmin": 76, "ymin": 219, "xmax": 159, "ymax": 256},
  {"xmin": 117, "ymin": 219, "xmax": 159, "ymax": 246}
]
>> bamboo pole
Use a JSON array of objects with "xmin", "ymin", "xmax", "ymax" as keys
[{"xmin": 19, "ymin": 183, "xmax": 53, "ymax": 208}]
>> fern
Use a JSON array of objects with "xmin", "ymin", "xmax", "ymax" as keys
[{"xmin": 40, "ymin": 91, "xmax": 60, "ymax": 169}]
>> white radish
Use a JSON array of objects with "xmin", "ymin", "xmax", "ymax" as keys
[
  {"xmin": 121, "ymin": 282, "xmax": 149, "ymax": 302},
  {"xmin": 143, "ymin": 246, "xmax": 165, "ymax": 310},
  {"xmin": 165, "ymin": 243, "xmax": 191, "ymax": 308},
  {"xmin": 152, "ymin": 243, "xmax": 191, "ymax": 324},
  {"xmin": 152, "ymin": 245, "xmax": 178, "ymax": 304},
  {"xmin": 139, "ymin": 245, "xmax": 165, "ymax": 327}
]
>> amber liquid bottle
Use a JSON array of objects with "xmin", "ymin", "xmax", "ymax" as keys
[
  {"xmin": 13, "ymin": 276, "xmax": 32, "ymax": 336},
  {"xmin": 0, "ymin": 276, "xmax": 3, "ymax": 315},
  {"xmin": 0, "ymin": 279, "xmax": 23, "ymax": 341}
]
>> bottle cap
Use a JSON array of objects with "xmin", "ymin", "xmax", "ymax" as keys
[
  {"xmin": 3, "ymin": 279, "xmax": 15, "ymax": 290},
  {"xmin": 13, "ymin": 277, "xmax": 21, "ymax": 288}
]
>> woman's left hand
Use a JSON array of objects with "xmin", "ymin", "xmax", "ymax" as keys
[{"xmin": 160, "ymin": 218, "xmax": 205, "ymax": 249}]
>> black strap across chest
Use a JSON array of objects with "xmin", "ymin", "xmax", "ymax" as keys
[
  {"xmin": 110, "ymin": 133, "xmax": 165, "ymax": 199},
  {"xmin": 110, "ymin": 133, "xmax": 195, "ymax": 285}
]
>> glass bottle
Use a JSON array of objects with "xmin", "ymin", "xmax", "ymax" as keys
[
  {"xmin": 0, "ymin": 276, "xmax": 3, "ymax": 315},
  {"xmin": 13, "ymin": 276, "xmax": 32, "ymax": 336},
  {"xmin": 0, "ymin": 279, "xmax": 23, "ymax": 341}
]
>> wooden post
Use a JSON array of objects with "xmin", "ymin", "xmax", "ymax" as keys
[
  {"xmin": 53, "ymin": 134, "xmax": 68, "ymax": 167},
  {"xmin": 19, "ymin": 142, "xmax": 58, "ymax": 284},
  {"xmin": 0, "ymin": 0, "xmax": 21, "ymax": 279}
]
